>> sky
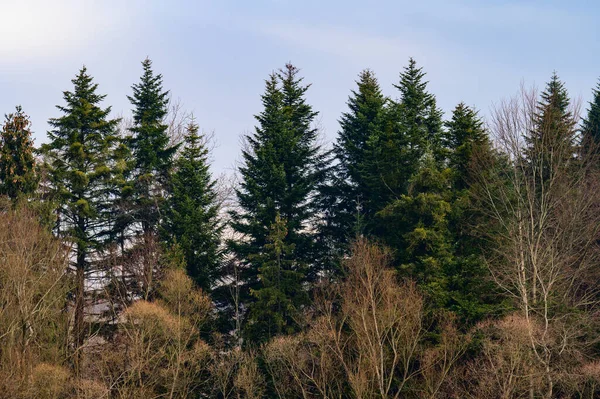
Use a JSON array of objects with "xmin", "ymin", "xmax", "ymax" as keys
[{"xmin": 1, "ymin": 0, "xmax": 599, "ymax": 176}]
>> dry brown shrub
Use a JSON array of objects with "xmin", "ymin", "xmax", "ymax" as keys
[
  {"xmin": 29, "ymin": 363, "xmax": 71, "ymax": 399},
  {"xmin": 0, "ymin": 205, "xmax": 72, "ymax": 398}
]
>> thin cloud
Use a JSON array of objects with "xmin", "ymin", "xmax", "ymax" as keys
[
  {"xmin": 250, "ymin": 21, "xmax": 447, "ymax": 66},
  {"xmin": 0, "ymin": 0, "xmax": 135, "ymax": 61}
]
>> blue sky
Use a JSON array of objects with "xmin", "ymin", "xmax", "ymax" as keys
[{"xmin": 1, "ymin": 0, "xmax": 598, "ymax": 175}]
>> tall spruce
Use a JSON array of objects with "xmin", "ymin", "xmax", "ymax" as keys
[
  {"xmin": 0, "ymin": 106, "xmax": 38, "ymax": 200},
  {"xmin": 229, "ymin": 64, "xmax": 327, "ymax": 343},
  {"xmin": 395, "ymin": 58, "xmax": 444, "ymax": 164},
  {"xmin": 443, "ymin": 103, "xmax": 501, "ymax": 322},
  {"xmin": 327, "ymin": 70, "xmax": 387, "ymax": 252},
  {"xmin": 582, "ymin": 80, "xmax": 600, "ymax": 156},
  {"xmin": 377, "ymin": 105, "xmax": 499, "ymax": 322},
  {"xmin": 444, "ymin": 103, "xmax": 489, "ymax": 190},
  {"xmin": 525, "ymin": 72, "xmax": 577, "ymax": 172},
  {"xmin": 377, "ymin": 151, "xmax": 454, "ymax": 310},
  {"xmin": 362, "ymin": 58, "xmax": 443, "ymax": 219},
  {"xmin": 41, "ymin": 67, "xmax": 119, "ymax": 371},
  {"xmin": 127, "ymin": 58, "xmax": 177, "ymax": 238},
  {"xmin": 162, "ymin": 120, "xmax": 221, "ymax": 291}
]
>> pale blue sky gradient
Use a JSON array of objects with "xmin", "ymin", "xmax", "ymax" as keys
[{"xmin": 1, "ymin": 0, "xmax": 598, "ymax": 174}]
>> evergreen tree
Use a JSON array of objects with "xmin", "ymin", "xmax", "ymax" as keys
[
  {"xmin": 444, "ymin": 103, "xmax": 489, "ymax": 190},
  {"xmin": 377, "ymin": 152, "xmax": 454, "ymax": 310},
  {"xmin": 0, "ymin": 106, "xmax": 38, "ymax": 200},
  {"xmin": 162, "ymin": 119, "xmax": 221, "ymax": 291},
  {"xmin": 525, "ymin": 72, "xmax": 577, "ymax": 173},
  {"xmin": 444, "ymin": 103, "xmax": 501, "ymax": 323},
  {"xmin": 377, "ymin": 100, "xmax": 499, "ymax": 323},
  {"xmin": 326, "ymin": 70, "xmax": 387, "ymax": 252},
  {"xmin": 394, "ymin": 57, "xmax": 444, "ymax": 164},
  {"xmin": 245, "ymin": 213, "xmax": 307, "ymax": 343},
  {"xmin": 228, "ymin": 64, "xmax": 327, "ymax": 343},
  {"xmin": 127, "ymin": 58, "xmax": 177, "ymax": 238},
  {"xmin": 582, "ymin": 80, "xmax": 600, "ymax": 156},
  {"xmin": 41, "ymin": 67, "xmax": 119, "ymax": 370},
  {"xmin": 362, "ymin": 58, "xmax": 443, "ymax": 218}
]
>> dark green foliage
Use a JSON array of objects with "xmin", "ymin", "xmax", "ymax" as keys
[
  {"xmin": 525, "ymin": 72, "xmax": 577, "ymax": 171},
  {"xmin": 0, "ymin": 106, "xmax": 38, "ymax": 200},
  {"xmin": 393, "ymin": 57, "xmax": 444, "ymax": 164},
  {"xmin": 228, "ymin": 64, "xmax": 328, "ymax": 343},
  {"xmin": 444, "ymin": 103, "xmax": 502, "ymax": 323},
  {"xmin": 126, "ymin": 58, "xmax": 178, "ymax": 237},
  {"xmin": 377, "ymin": 152, "xmax": 454, "ymax": 310},
  {"xmin": 41, "ymin": 66, "xmax": 120, "ymax": 357},
  {"xmin": 245, "ymin": 213, "xmax": 308, "ymax": 343},
  {"xmin": 362, "ymin": 58, "xmax": 444, "ymax": 217},
  {"xmin": 162, "ymin": 120, "xmax": 222, "ymax": 291},
  {"xmin": 444, "ymin": 103, "xmax": 489, "ymax": 190},
  {"xmin": 42, "ymin": 67, "xmax": 120, "ymax": 255},
  {"xmin": 378, "ymin": 101, "xmax": 501, "ymax": 323},
  {"xmin": 582, "ymin": 79, "xmax": 600, "ymax": 156},
  {"xmin": 326, "ymin": 70, "xmax": 387, "ymax": 254}
]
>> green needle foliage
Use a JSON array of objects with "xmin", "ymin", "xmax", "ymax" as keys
[
  {"xmin": 162, "ymin": 119, "xmax": 222, "ymax": 291},
  {"xmin": 246, "ymin": 213, "xmax": 308, "ymax": 343},
  {"xmin": 325, "ymin": 70, "xmax": 388, "ymax": 255},
  {"xmin": 582, "ymin": 79, "xmax": 600, "ymax": 158},
  {"xmin": 362, "ymin": 58, "xmax": 443, "ymax": 222},
  {"xmin": 127, "ymin": 58, "xmax": 178, "ymax": 237},
  {"xmin": 0, "ymin": 106, "xmax": 38, "ymax": 200},
  {"xmin": 228, "ymin": 64, "xmax": 328, "ymax": 343},
  {"xmin": 525, "ymin": 72, "xmax": 577, "ymax": 178},
  {"xmin": 41, "ymin": 66, "xmax": 120, "ymax": 365}
]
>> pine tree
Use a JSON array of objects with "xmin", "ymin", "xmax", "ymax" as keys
[
  {"xmin": 0, "ymin": 106, "xmax": 38, "ymax": 200},
  {"xmin": 41, "ymin": 67, "xmax": 119, "ymax": 371},
  {"xmin": 582, "ymin": 80, "xmax": 600, "ymax": 156},
  {"xmin": 162, "ymin": 119, "xmax": 221, "ymax": 291},
  {"xmin": 326, "ymin": 70, "xmax": 387, "ymax": 252},
  {"xmin": 127, "ymin": 58, "xmax": 177, "ymax": 238},
  {"xmin": 228, "ymin": 64, "xmax": 327, "ymax": 343}
]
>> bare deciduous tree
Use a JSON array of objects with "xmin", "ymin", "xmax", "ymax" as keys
[
  {"xmin": 473, "ymin": 84, "xmax": 600, "ymax": 398},
  {"xmin": 0, "ymin": 204, "xmax": 71, "ymax": 396}
]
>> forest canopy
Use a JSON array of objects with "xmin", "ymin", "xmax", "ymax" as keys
[{"xmin": 1, "ymin": 58, "xmax": 600, "ymax": 398}]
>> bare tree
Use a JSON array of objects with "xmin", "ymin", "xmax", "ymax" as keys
[
  {"xmin": 0, "ymin": 203, "xmax": 71, "ymax": 396},
  {"xmin": 263, "ymin": 239, "xmax": 426, "ymax": 398},
  {"xmin": 474, "ymin": 84, "xmax": 600, "ymax": 398}
]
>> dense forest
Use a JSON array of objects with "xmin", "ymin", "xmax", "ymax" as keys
[{"xmin": 1, "ymin": 57, "xmax": 600, "ymax": 398}]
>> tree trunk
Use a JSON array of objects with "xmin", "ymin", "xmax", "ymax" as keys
[{"xmin": 73, "ymin": 246, "xmax": 85, "ymax": 375}]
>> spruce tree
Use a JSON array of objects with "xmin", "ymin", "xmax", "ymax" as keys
[
  {"xmin": 327, "ymin": 70, "xmax": 387, "ymax": 250},
  {"xmin": 162, "ymin": 119, "xmax": 221, "ymax": 291},
  {"xmin": 377, "ymin": 151, "xmax": 454, "ymax": 310},
  {"xmin": 362, "ymin": 58, "xmax": 443, "ymax": 218},
  {"xmin": 525, "ymin": 72, "xmax": 577, "ymax": 174},
  {"xmin": 582, "ymin": 80, "xmax": 600, "ymax": 156},
  {"xmin": 0, "ymin": 106, "xmax": 38, "ymax": 200},
  {"xmin": 229, "ymin": 64, "xmax": 327, "ymax": 343},
  {"xmin": 246, "ymin": 213, "xmax": 307, "ymax": 342},
  {"xmin": 127, "ymin": 58, "xmax": 177, "ymax": 238},
  {"xmin": 41, "ymin": 67, "xmax": 119, "ymax": 370},
  {"xmin": 444, "ymin": 103, "xmax": 489, "ymax": 190},
  {"xmin": 394, "ymin": 57, "xmax": 444, "ymax": 164},
  {"xmin": 443, "ymin": 103, "xmax": 500, "ymax": 322}
]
